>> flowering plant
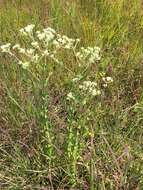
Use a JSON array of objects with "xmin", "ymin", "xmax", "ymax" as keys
[{"xmin": 0, "ymin": 24, "xmax": 114, "ymax": 186}]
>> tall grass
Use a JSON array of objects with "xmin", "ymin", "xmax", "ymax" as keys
[{"xmin": 0, "ymin": 0, "xmax": 143, "ymax": 189}]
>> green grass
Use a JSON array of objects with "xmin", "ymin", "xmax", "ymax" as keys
[{"xmin": 0, "ymin": 0, "xmax": 143, "ymax": 189}]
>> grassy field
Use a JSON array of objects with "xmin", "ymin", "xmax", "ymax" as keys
[{"xmin": 0, "ymin": 0, "xmax": 143, "ymax": 189}]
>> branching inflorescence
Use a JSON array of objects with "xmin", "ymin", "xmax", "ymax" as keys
[
  {"xmin": 0, "ymin": 24, "xmax": 113, "ymax": 102},
  {"xmin": 0, "ymin": 24, "xmax": 114, "ymax": 187}
]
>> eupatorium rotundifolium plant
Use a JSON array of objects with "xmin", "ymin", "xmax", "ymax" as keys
[{"xmin": 0, "ymin": 24, "xmax": 113, "ymax": 100}]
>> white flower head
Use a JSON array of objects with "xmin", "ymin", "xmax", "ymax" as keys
[
  {"xmin": 31, "ymin": 41, "xmax": 39, "ymax": 49},
  {"xmin": 56, "ymin": 35, "xmax": 75, "ymax": 49},
  {"xmin": 21, "ymin": 61, "xmax": 30, "ymax": 69},
  {"xmin": 19, "ymin": 28, "xmax": 27, "ymax": 36},
  {"xmin": 32, "ymin": 54, "xmax": 39, "ymax": 62},
  {"xmin": 91, "ymin": 89, "xmax": 101, "ymax": 96},
  {"xmin": 27, "ymin": 48, "xmax": 35, "ymax": 55},
  {"xmin": 72, "ymin": 77, "xmax": 80, "ymax": 82},
  {"xmin": 12, "ymin": 44, "xmax": 20, "ymax": 50},
  {"xmin": 76, "ymin": 46, "xmax": 101, "ymax": 64},
  {"xmin": 106, "ymin": 77, "xmax": 113, "ymax": 82},
  {"xmin": 103, "ymin": 76, "xmax": 113, "ymax": 83},
  {"xmin": 19, "ymin": 48, "xmax": 26, "ymax": 54},
  {"xmin": 37, "ymin": 32, "xmax": 45, "ymax": 40},
  {"xmin": 20, "ymin": 24, "xmax": 35, "ymax": 36},
  {"xmin": 67, "ymin": 92, "xmax": 75, "ymax": 101},
  {"xmin": 42, "ymin": 50, "xmax": 49, "ymax": 56},
  {"xmin": 18, "ymin": 61, "xmax": 29, "ymax": 69},
  {"xmin": 79, "ymin": 80, "xmax": 100, "ymax": 97},
  {"xmin": 0, "ymin": 43, "xmax": 11, "ymax": 53},
  {"xmin": 44, "ymin": 27, "xmax": 56, "ymax": 34},
  {"xmin": 53, "ymin": 40, "xmax": 59, "ymax": 47}
]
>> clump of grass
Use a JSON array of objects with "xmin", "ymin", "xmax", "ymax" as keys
[{"xmin": 0, "ymin": 0, "xmax": 143, "ymax": 189}]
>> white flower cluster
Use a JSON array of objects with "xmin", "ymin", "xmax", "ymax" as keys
[
  {"xmin": 76, "ymin": 46, "xmax": 101, "ymax": 64},
  {"xmin": 0, "ymin": 24, "xmax": 80, "ymax": 69},
  {"xmin": 67, "ymin": 92, "xmax": 76, "ymax": 101},
  {"xmin": 67, "ymin": 78, "xmax": 101, "ymax": 101},
  {"xmin": 19, "ymin": 24, "xmax": 35, "ymax": 36},
  {"xmin": 18, "ymin": 61, "xmax": 30, "ymax": 69},
  {"xmin": 12, "ymin": 43, "xmax": 39, "ymax": 63},
  {"xmin": 67, "ymin": 74, "xmax": 114, "ymax": 102},
  {"xmin": 53, "ymin": 35, "xmax": 79, "ymax": 49},
  {"xmin": 36, "ymin": 27, "xmax": 79, "ymax": 50},
  {"xmin": 102, "ymin": 76, "xmax": 113, "ymax": 87},
  {"xmin": 79, "ymin": 80, "xmax": 101, "ymax": 96},
  {"xmin": 66, "ymin": 80, "xmax": 101, "ymax": 103},
  {"xmin": 0, "ymin": 43, "xmax": 11, "ymax": 53},
  {"xmin": 72, "ymin": 75, "xmax": 82, "ymax": 82},
  {"xmin": 66, "ymin": 76, "xmax": 113, "ymax": 103},
  {"xmin": 36, "ymin": 27, "xmax": 55, "ymax": 45}
]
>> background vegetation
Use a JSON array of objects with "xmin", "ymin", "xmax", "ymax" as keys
[{"xmin": 0, "ymin": 0, "xmax": 143, "ymax": 189}]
